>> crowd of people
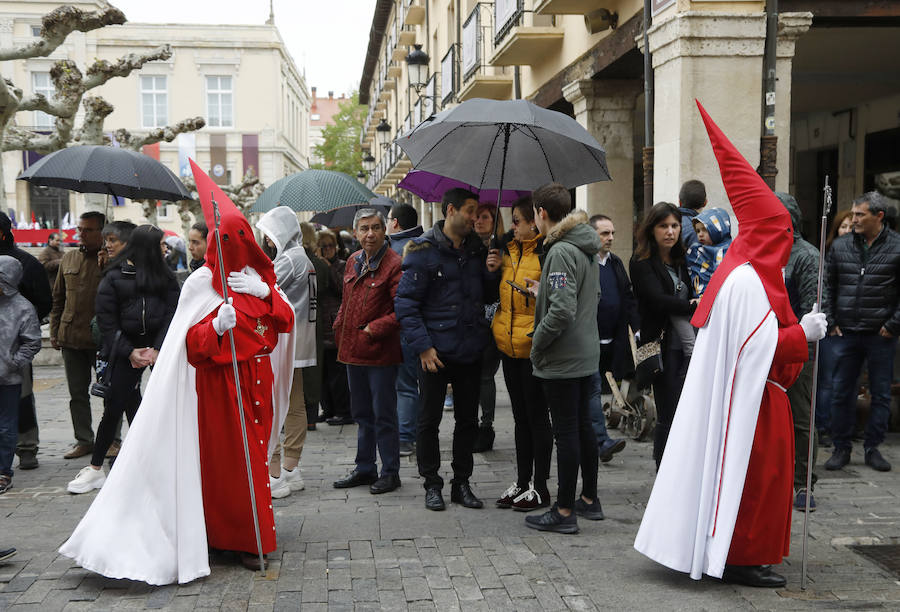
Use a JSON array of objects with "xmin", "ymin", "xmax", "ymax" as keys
[{"xmin": 0, "ymin": 132, "xmax": 897, "ymax": 586}]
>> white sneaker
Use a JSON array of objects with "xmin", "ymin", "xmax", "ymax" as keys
[
  {"xmin": 283, "ymin": 467, "xmax": 305, "ymax": 492},
  {"xmin": 68, "ymin": 466, "xmax": 106, "ymax": 494},
  {"xmin": 270, "ymin": 473, "xmax": 291, "ymax": 499}
]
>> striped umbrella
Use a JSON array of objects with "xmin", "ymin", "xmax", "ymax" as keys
[{"xmin": 250, "ymin": 169, "xmax": 375, "ymax": 213}]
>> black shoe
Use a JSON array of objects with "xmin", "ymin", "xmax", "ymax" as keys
[
  {"xmin": 450, "ymin": 482, "xmax": 484, "ymax": 508},
  {"xmin": 317, "ymin": 413, "xmax": 331, "ymax": 423},
  {"xmin": 473, "ymin": 425, "xmax": 495, "ymax": 453},
  {"xmin": 425, "ymin": 487, "xmax": 445, "ymax": 511},
  {"xmin": 17, "ymin": 453, "xmax": 38, "ymax": 470},
  {"xmin": 370, "ymin": 474, "xmax": 401, "ymax": 494},
  {"xmin": 573, "ymin": 497, "xmax": 604, "ymax": 520},
  {"xmin": 818, "ymin": 430, "xmax": 832, "ymax": 448},
  {"xmin": 398, "ymin": 441, "xmax": 415, "ymax": 457},
  {"xmin": 824, "ymin": 448, "xmax": 851, "ymax": 471},
  {"xmin": 525, "ymin": 503, "xmax": 579, "ymax": 534},
  {"xmin": 0, "ymin": 548, "xmax": 16, "ymax": 563},
  {"xmin": 722, "ymin": 564, "xmax": 786, "ymax": 588},
  {"xmin": 326, "ymin": 416, "xmax": 354, "ymax": 426},
  {"xmin": 598, "ymin": 438, "xmax": 626, "ymax": 463},
  {"xmin": 333, "ymin": 469, "xmax": 378, "ymax": 488},
  {"xmin": 865, "ymin": 448, "xmax": 892, "ymax": 472}
]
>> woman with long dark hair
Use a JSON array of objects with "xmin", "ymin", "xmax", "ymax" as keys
[
  {"xmin": 491, "ymin": 197, "xmax": 553, "ymax": 511},
  {"xmin": 630, "ymin": 202, "xmax": 698, "ymax": 467},
  {"xmin": 815, "ymin": 209, "xmax": 853, "ymax": 445},
  {"xmin": 67, "ymin": 225, "xmax": 180, "ymax": 494}
]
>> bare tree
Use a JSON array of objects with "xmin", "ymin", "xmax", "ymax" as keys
[{"xmin": 0, "ymin": 3, "xmax": 206, "ymax": 208}]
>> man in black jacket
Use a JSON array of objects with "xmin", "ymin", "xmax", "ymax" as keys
[
  {"xmin": 0, "ymin": 212, "xmax": 52, "ymax": 470},
  {"xmin": 823, "ymin": 191, "xmax": 900, "ymax": 473},
  {"xmin": 588, "ymin": 215, "xmax": 637, "ymax": 462}
]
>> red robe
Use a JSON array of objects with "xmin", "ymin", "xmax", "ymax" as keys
[
  {"xmin": 728, "ymin": 323, "xmax": 808, "ymax": 565},
  {"xmin": 186, "ymin": 295, "xmax": 293, "ymax": 554}
]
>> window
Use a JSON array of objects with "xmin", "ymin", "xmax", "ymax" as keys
[
  {"xmin": 31, "ymin": 25, "xmax": 41, "ymax": 37},
  {"xmin": 140, "ymin": 75, "xmax": 167, "ymax": 128},
  {"xmin": 32, "ymin": 72, "xmax": 54, "ymax": 129},
  {"xmin": 206, "ymin": 76, "xmax": 233, "ymax": 128},
  {"xmin": 311, "ymin": 113, "xmax": 320, "ymax": 121}
]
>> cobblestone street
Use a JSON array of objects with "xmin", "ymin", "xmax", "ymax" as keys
[{"xmin": 2, "ymin": 365, "xmax": 900, "ymax": 610}]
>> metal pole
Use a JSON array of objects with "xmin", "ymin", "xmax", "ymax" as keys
[
  {"xmin": 642, "ymin": 0, "xmax": 654, "ymax": 213},
  {"xmin": 801, "ymin": 175, "xmax": 832, "ymax": 590},
  {"xmin": 490, "ymin": 123, "xmax": 511, "ymax": 243},
  {"xmin": 759, "ymin": 0, "xmax": 778, "ymax": 188},
  {"xmin": 212, "ymin": 193, "xmax": 267, "ymax": 577}
]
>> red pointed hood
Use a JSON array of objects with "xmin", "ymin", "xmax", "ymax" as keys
[
  {"xmin": 190, "ymin": 159, "xmax": 276, "ymax": 316},
  {"xmin": 691, "ymin": 101, "xmax": 797, "ymax": 328}
]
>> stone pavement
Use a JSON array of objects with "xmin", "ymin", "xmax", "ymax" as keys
[{"xmin": 2, "ymin": 365, "xmax": 900, "ymax": 610}]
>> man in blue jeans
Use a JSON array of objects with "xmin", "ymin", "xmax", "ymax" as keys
[
  {"xmin": 387, "ymin": 203, "xmax": 424, "ymax": 457},
  {"xmin": 823, "ymin": 192, "xmax": 900, "ymax": 473}
]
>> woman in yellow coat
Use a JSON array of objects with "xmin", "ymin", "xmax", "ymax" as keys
[{"xmin": 492, "ymin": 196, "xmax": 553, "ymax": 512}]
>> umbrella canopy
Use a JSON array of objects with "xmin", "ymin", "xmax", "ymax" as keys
[
  {"xmin": 17, "ymin": 145, "xmax": 191, "ymax": 202},
  {"xmin": 396, "ymin": 98, "xmax": 610, "ymax": 194},
  {"xmin": 310, "ymin": 201, "xmax": 391, "ymax": 229},
  {"xmin": 250, "ymin": 169, "xmax": 375, "ymax": 213},
  {"xmin": 398, "ymin": 170, "xmax": 532, "ymax": 207}
]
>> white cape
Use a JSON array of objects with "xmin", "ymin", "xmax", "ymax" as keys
[
  {"xmin": 60, "ymin": 267, "xmax": 295, "ymax": 585},
  {"xmin": 634, "ymin": 264, "xmax": 778, "ymax": 580}
]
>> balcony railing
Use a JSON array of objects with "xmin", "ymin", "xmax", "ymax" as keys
[
  {"xmin": 440, "ymin": 47, "xmax": 456, "ymax": 107},
  {"xmin": 494, "ymin": 0, "xmax": 524, "ymax": 45}
]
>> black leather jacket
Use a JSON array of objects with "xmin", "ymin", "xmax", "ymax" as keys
[{"xmin": 823, "ymin": 227, "xmax": 900, "ymax": 335}]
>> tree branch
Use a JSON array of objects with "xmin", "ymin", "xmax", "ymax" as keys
[
  {"xmin": 83, "ymin": 44, "xmax": 172, "ymax": 90},
  {"xmin": 120, "ymin": 116, "xmax": 207, "ymax": 150},
  {"xmin": 72, "ymin": 96, "xmax": 114, "ymax": 145},
  {"xmin": 0, "ymin": 5, "xmax": 126, "ymax": 62}
]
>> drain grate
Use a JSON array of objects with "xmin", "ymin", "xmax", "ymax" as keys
[{"xmin": 850, "ymin": 544, "xmax": 900, "ymax": 578}]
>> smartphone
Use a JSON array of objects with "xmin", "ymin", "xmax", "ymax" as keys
[{"xmin": 506, "ymin": 279, "xmax": 531, "ymax": 296}]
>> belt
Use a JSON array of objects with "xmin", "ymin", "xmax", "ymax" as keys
[{"xmin": 766, "ymin": 378, "xmax": 787, "ymax": 392}]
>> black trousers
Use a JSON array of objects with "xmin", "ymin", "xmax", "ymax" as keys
[
  {"xmin": 91, "ymin": 357, "xmax": 145, "ymax": 467},
  {"xmin": 416, "ymin": 358, "xmax": 481, "ymax": 490},
  {"xmin": 541, "ymin": 376, "xmax": 598, "ymax": 510},
  {"xmin": 651, "ymin": 346, "xmax": 689, "ymax": 467},
  {"xmin": 320, "ymin": 347, "xmax": 350, "ymax": 419},
  {"xmin": 501, "ymin": 355, "xmax": 552, "ymax": 495}
]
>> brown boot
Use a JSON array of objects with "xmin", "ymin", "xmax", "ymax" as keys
[
  {"xmin": 63, "ymin": 444, "xmax": 93, "ymax": 459},
  {"xmin": 240, "ymin": 552, "xmax": 268, "ymax": 571}
]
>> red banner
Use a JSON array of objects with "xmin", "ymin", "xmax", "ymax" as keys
[{"xmin": 11, "ymin": 228, "xmax": 78, "ymax": 244}]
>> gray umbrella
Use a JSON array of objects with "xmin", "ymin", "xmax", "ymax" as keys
[
  {"xmin": 17, "ymin": 145, "xmax": 190, "ymax": 201},
  {"xmin": 395, "ymin": 98, "xmax": 610, "ymax": 195}
]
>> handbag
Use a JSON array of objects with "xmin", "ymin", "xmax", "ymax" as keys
[
  {"xmin": 630, "ymin": 326, "xmax": 663, "ymax": 389},
  {"xmin": 90, "ymin": 331, "xmax": 121, "ymax": 399}
]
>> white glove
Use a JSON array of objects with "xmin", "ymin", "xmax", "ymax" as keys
[
  {"xmin": 227, "ymin": 270, "xmax": 270, "ymax": 299},
  {"xmin": 212, "ymin": 298, "xmax": 237, "ymax": 336},
  {"xmin": 799, "ymin": 304, "xmax": 827, "ymax": 343}
]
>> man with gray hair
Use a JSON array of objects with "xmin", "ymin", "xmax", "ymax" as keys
[
  {"xmin": 332, "ymin": 208, "xmax": 404, "ymax": 495},
  {"xmin": 823, "ymin": 191, "xmax": 900, "ymax": 473}
]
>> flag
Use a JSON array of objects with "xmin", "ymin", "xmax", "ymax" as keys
[{"xmin": 178, "ymin": 134, "xmax": 196, "ymax": 178}]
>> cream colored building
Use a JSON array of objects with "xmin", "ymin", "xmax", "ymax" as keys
[
  {"xmin": 0, "ymin": 0, "xmax": 309, "ymax": 234},
  {"xmin": 360, "ymin": 0, "xmax": 900, "ymax": 262}
]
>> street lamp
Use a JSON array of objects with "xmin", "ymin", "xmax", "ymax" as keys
[
  {"xmin": 375, "ymin": 118, "xmax": 392, "ymax": 149},
  {"xmin": 357, "ymin": 170, "xmax": 367, "ymax": 184},
  {"xmin": 362, "ymin": 153, "xmax": 376, "ymax": 172},
  {"xmin": 406, "ymin": 44, "xmax": 429, "ymax": 92}
]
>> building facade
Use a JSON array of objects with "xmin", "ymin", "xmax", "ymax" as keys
[
  {"xmin": 0, "ymin": 0, "xmax": 310, "ymax": 235},
  {"xmin": 308, "ymin": 88, "xmax": 349, "ymax": 167},
  {"xmin": 359, "ymin": 0, "xmax": 900, "ymax": 263}
]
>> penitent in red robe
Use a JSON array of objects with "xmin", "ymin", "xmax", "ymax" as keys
[
  {"xmin": 186, "ymin": 295, "xmax": 293, "ymax": 555},
  {"xmin": 727, "ymin": 323, "xmax": 808, "ymax": 565}
]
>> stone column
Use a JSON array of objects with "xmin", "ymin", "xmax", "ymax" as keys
[
  {"xmin": 563, "ymin": 79, "xmax": 641, "ymax": 263},
  {"xmin": 645, "ymin": 10, "xmax": 810, "ymax": 220},
  {"xmin": 775, "ymin": 13, "xmax": 813, "ymax": 193}
]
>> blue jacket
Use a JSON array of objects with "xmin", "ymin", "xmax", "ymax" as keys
[
  {"xmin": 388, "ymin": 225, "xmax": 424, "ymax": 257},
  {"xmin": 395, "ymin": 221, "xmax": 499, "ymax": 364}
]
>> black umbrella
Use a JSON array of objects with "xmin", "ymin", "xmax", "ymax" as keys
[
  {"xmin": 310, "ymin": 198, "xmax": 392, "ymax": 229},
  {"xmin": 396, "ymin": 98, "xmax": 610, "ymax": 235},
  {"xmin": 17, "ymin": 145, "xmax": 191, "ymax": 202}
]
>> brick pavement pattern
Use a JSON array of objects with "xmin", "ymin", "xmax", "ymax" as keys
[{"xmin": 1, "ymin": 366, "xmax": 900, "ymax": 610}]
